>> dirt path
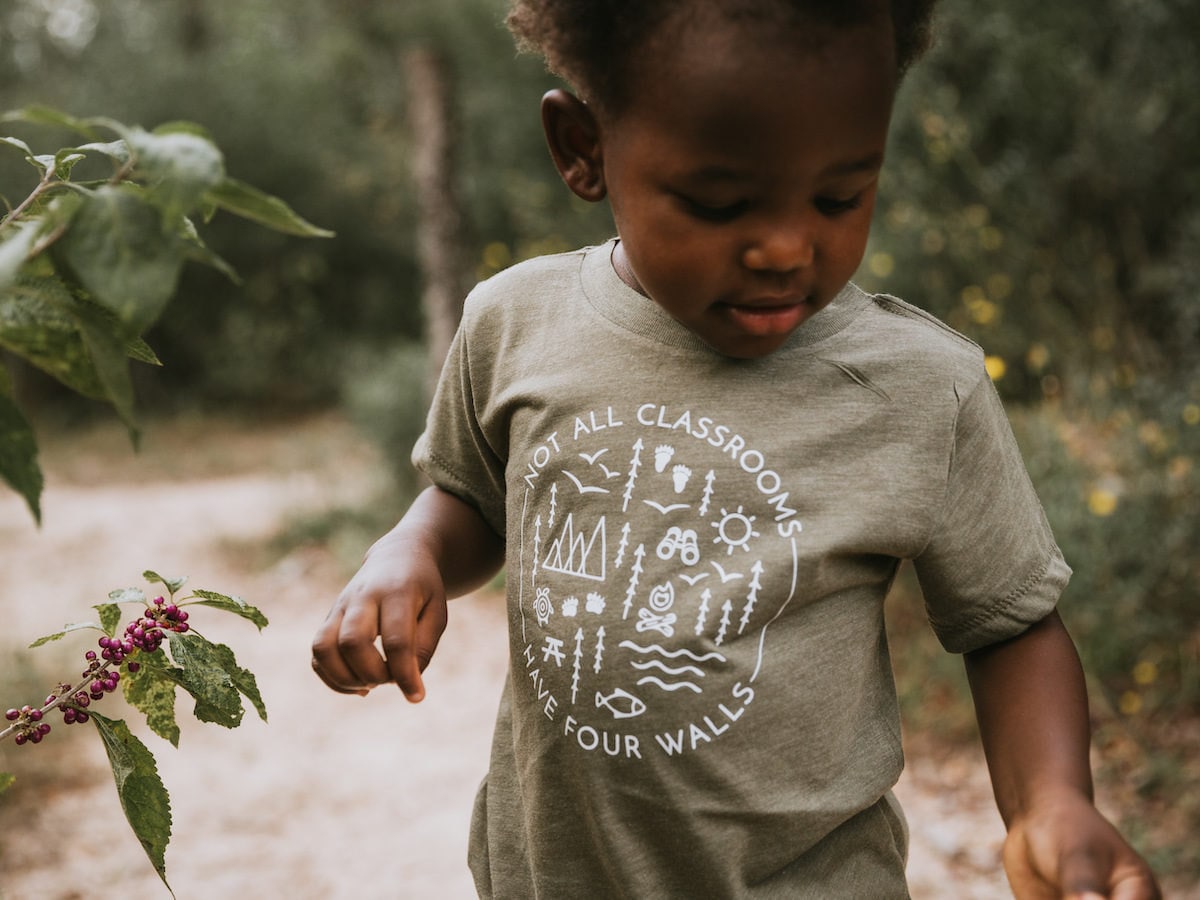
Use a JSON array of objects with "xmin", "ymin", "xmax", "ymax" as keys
[{"xmin": 0, "ymin": 414, "xmax": 1012, "ymax": 899}]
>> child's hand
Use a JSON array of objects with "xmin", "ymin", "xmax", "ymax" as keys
[
  {"xmin": 311, "ymin": 543, "xmax": 448, "ymax": 703},
  {"xmin": 310, "ymin": 487, "xmax": 504, "ymax": 704},
  {"xmin": 1002, "ymin": 789, "xmax": 1161, "ymax": 900}
]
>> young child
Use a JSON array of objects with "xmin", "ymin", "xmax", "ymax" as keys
[{"xmin": 312, "ymin": 1, "xmax": 1161, "ymax": 896}]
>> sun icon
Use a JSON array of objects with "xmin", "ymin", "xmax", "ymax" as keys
[{"xmin": 711, "ymin": 506, "xmax": 759, "ymax": 555}]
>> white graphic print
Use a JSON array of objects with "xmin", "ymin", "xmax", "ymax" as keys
[{"xmin": 517, "ymin": 402, "xmax": 803, "ymax": 760}]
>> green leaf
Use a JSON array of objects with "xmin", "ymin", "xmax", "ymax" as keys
[
  {"xmin": 55, "ymin": 184, "xmax": 187, "ymax": 336},
  {"xmin": 89, "ymin": 712, "xmax": 173, "ymax": 895},
  {"xmin": 144, "ymin": 571, "xmax": 188, "ymax": 596},
  {"xmin": 205, "ymin": 177, "xmax": 335, "ymax": 238},
  {"xmin": 1, "ymin": 105, "xmax": 103, "ymax": 141},
  {"xmin": 76, "ymin": 139, "xmax": 130, "ymax": 165},
  {"xmin": 122, "ymin": 659, "xmax": 181, "ymax": 748},
  {"xmin": 109, "ymin": 586, "xmax": 148, "ymax": 605},
  {"xmin": 71, "ymin": 294, "xmax": 140, "ymax": 441},
  {"xmin": 207, "ymin": 638, "xmax": 266, "ymax": 723},
  {"xmin": 126, "ymin": 128, "xmax": 225, "ymax": 224},
  {"xmin": 0, "ymin": 274, "xmax": 108, "ymax": 400},
  {"xmin": 189, "ymin": 590, "xmax": 269, "ymax": 631},
  {"xmin": 29, "ymin": 620, "xmax": 102, "ymax": 647},
  {"xmin": 0, "ymin": 135, "xmax": 36, "ymax": 163},
  {"xmin": 0, "ymin": 368, "xmax": 42, "ymax": 523},
  {"xmin": 94, "ymin": 602, "xmax": 123, "ymax": 637},
  {"xmin": 177, "ymin": 216, "xmax": 239, "ymax": 283},
  {"xmin": 165, "ymin": 632, "xmax": 245, "ymax": 728},
  {"xmin": 0, "ymin": 771, "xmax": 14, "ymax": 795},
  {"xmin": 52, "ymin": 149, "xmax": 87, "ymax": 179},
  {"xmin": 0, "ymin": 222, "xmax": 41, "ymax": 290}
]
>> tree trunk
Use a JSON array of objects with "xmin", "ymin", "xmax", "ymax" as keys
[{"xmin": 404, "ymin": 46, "xmax": 470, "ymax": 400}]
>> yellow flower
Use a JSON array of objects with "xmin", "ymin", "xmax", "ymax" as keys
[
  {"xmin": 984, "ymin": 355, "xmax": 1007, "ymax": 381},
  {"xmin": 1118, "ymin": 691, "xmax": 1142, "ymax": 716},
  {"xmin": 1133, "ymin": 660, "xmax": 1158, "ymax": 686},
  {"xmin": 1087, "ymin": 488, "xmax": 1118, "ymax": 517},
  {"xmin": 1183, "ymin": 403, "xmax": 1200, "ymax": 426}
]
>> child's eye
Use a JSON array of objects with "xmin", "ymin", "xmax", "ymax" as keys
[
  {"xmin": 814, "ymin": 193, "xmax": 864, "ymax": 216},
  {"xmin": 677, "ymin": 195, "xmax": 748, "ymax": 223}
]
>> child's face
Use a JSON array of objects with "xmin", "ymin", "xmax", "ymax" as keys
[{"xmin": 600, "ymin": 14, "xmax": 897, "ymax": 358}]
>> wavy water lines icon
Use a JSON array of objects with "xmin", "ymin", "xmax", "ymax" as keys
[
  {"xmin": 630, "ymin": 659, "xmax": 705, "ymax": 695},
  {"xmin": 619, "ymin": 640, "xmax": 726, "ymax": 695}
]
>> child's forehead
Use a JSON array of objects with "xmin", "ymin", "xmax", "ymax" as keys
[
  {"xmin": 599, "ymin": 13, "xmax": 897, "ymax": 175},
  {"xmin": 619, "ymin": 11, "xmax": 897, "ymax": 125},
  {"xmin": 625, "ymin": 4, "xmax": 896, "ymax": 100}
]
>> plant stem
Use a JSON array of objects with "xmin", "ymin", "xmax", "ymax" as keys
[
  {"xmin": 0, "ymin": 166, "xmax": 57, "ymax": 233},
  {"xmin": 0, "ymin": 656, "xmax": 124, "ymax": 743}
]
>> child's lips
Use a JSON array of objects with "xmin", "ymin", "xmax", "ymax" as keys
[{"xmin": 720, "ymin": 295, "xmax": 812, "ymax": 336}]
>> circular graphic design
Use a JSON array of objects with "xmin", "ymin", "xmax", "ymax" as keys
[{"xmin": 516, "ymin": 402, "xmax": 804, "ymax": 761}]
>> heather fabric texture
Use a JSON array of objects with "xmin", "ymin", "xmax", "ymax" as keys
[{"xmin": 413, "ymin": 241, "xmax": 1070, "ymax": 898}]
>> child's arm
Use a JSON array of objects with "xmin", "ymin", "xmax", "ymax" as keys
[
  {"xmin": 311, "ymin": 486, "xmax": 504, "ymax": 702},
  {"xmin": 964, "ymin": 611, "xmax": 1161, "ymax": 899}
]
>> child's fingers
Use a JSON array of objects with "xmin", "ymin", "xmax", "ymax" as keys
[
  {"xmin": 335, "ymin": 596, "xmax": 397, "ymax": 687},
  {"xmin": 379, "ymin": 590, "xmax": 448, "ymax": 703},
  {"xmin": 311, "ymin": 607, "xmax": 372, "ymax": 695}
]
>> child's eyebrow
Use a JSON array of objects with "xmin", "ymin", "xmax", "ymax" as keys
[
  {"xmin": 821, "ymin": 153, "xmax": 886, "ymax": 177},
  {"xmin": 679, "ymin": 153, "xmax": 885, "ymax": 185}
]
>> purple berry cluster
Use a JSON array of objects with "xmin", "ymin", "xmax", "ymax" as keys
[
  {"xmin": 123, "ymin": 595, "xmax": 190, "ymax": 653},
  {"xmin": 5, "ymin": 596, "xmax": 190, "ymax": 747},
  {"xmin": 4, "ymin": 705, "xmax": 51, "ymax": 745}
]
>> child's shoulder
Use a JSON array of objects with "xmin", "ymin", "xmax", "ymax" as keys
[
  {"xmin": 464, "ymin": 246, "xmax": 592, "ymax": 316},
  {"xmin": 853, "ymin": 289, "xmax": 988, "ymax": 380}
]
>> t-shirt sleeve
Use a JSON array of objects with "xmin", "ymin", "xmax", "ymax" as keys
[
  {"xmin": 411, "ymin": 303, "xmax": 508, "ymax": 537},
  {"xmin": 913, "ymin": 372, "xmax": 1071, "ymax": 653}
]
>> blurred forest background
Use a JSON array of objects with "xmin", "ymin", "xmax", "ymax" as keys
[{"xmin": 1, "ymin": 0, "xmax": 1196, "ymax": 887}]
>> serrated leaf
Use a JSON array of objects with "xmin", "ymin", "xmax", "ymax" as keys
[
  {"xmin": 122, "ymin": 659, "xmax": 181, "ymax": 747},
  {"xmin": 126, "ymin": 128, "xmax": 225, "ymax": 225},
  {"xmin": 205, "ymin": 177, "xmax": 334, "ymax": 238},
  {"xmin": 165, "ymin": 632, "xmax": 244, "ymax": 728},
  {"xmin": 109, "ymin": 586, "xmax": 147, "ymax": 605},
  {"xmin": 29, "ymin": 620, "xmax": 101, "ymax": 647},
  {"xmin": 144, "ymin": 571, "xmax": 188, "ymax": 595},
  {"xmin": 0, "ymin": 370, "xmax": 42, "ymax": 523},
  {"xmin": 206, "ymin": 638, "xmax": 266, "ymax": 722},
  {"xmin": 94, "ymin": 602, "xmax": 123, "ymax": 636},
  {"xmin": 0, "ymin": 771, "xmax": 14, "ymax": 794},
  {"xmin": 89, "ymin": 712, "xmax": 173, "ymax": 894},
  {"xmin": 190, "ymin": 590, "xmax": 269, "ymax": 631},
  {"xmin": 55, "ymin": 184, "xmax": 187, "ymax": 336}
]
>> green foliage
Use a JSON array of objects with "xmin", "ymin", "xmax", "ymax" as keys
[
  {"xmin": 0, "ymin": 0, "xmax": 611, "ymax": 413},
  {"xmin": 90, "ymin": 712, "xmax": 173, "ymax": 895},
  {"xmin": 0, "ymin": 107, "xmax": 331, "ymax": 521},
  {"xmin": 2, "ymin": 572, "xmax": 269, "ymax": 894}
]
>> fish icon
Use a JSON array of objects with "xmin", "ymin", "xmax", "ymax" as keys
[{"xmin": 595, "ymin": 687, "xmax": 647, "ymax": 720}]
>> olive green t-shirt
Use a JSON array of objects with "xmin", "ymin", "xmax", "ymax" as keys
[{"xmin": 414, "ymin": 241, "xmax": 1070, "ymax": 898}]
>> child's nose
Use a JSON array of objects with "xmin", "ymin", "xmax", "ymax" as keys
[{"xmin": 741, "ymin": 224, "xmax": 815, "ymax": 274}]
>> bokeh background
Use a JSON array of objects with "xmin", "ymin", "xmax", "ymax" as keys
[{"xmin": 1, "ymin": 0, "xmax": 1196, "ymax": 895}]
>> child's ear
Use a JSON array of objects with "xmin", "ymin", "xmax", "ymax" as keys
[{"xmin": 541, "ymin": 89, "xmax": 606, "ymax": 202}]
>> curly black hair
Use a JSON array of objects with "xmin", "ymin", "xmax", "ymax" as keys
[{"xmin": 507, "ymin": 0, "xmax": 938, "ymax": 113}]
